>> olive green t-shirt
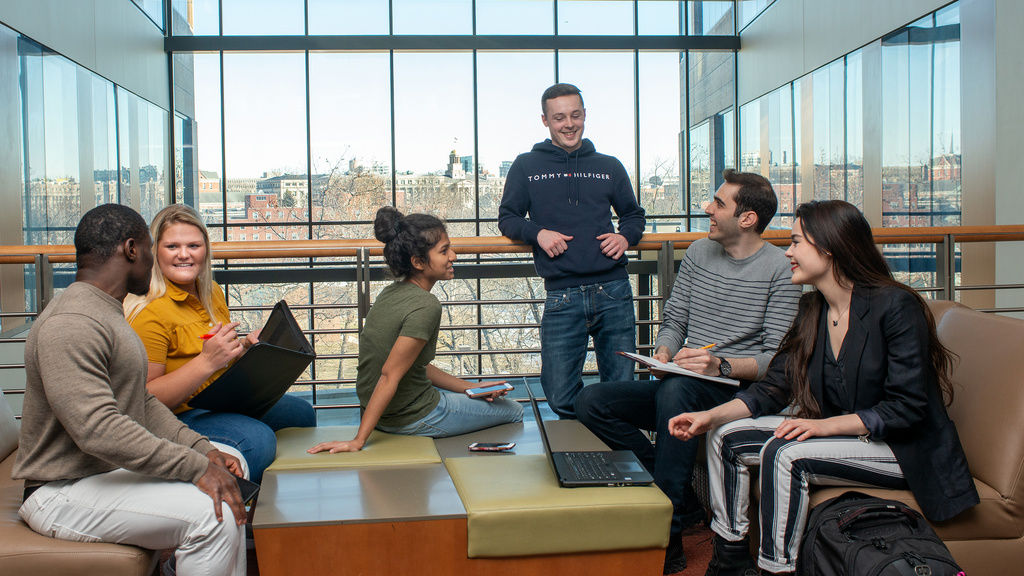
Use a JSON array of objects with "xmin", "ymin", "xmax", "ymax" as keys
[{"xmin": 356, "ymin": 281, "xmax": 442, "ymax": 428}]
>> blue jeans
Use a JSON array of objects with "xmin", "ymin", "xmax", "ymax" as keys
[
  {"xmin": 177, "ymin": 393, "xmax": 316, "ymax": 484},
  {"xmin": 377, "ymin": 391, "xmax": 523, "ymax": 437},
  {"xmin": 541, "ymin": 278, "xmax": 636, "ymax": 419},
  {"xmin": 575, "ymin": 375, "xmax": 738, "ymax": 534}
]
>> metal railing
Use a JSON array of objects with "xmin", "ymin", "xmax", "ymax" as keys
[{"xmin": 3, "ymin": 225, "xmax": 1024, "ymax": 415}]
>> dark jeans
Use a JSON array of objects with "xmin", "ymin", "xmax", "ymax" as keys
[{"xmin": 575, "ymin": 374, "xmax": 737, "ymax": 534}]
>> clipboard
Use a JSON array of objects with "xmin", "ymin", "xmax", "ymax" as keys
[
  {"xmin": 617, "ymin": 351, "xmax": 741, "ymax": 386},
  {"xmin": 188, "ymin": 301, "xmax": 315, "ymax": 418}
]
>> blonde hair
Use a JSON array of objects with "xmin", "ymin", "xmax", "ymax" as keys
[{"xmin": 124, "ymin": 204, "xmax": 223, "ymax": 324}]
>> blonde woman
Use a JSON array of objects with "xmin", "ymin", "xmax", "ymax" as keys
[{"xmin": 126, "ymin": 204, "xmax": 315, "ymax": 484}]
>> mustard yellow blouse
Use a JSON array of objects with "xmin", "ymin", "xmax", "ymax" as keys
[{"xmin": 130, "ymin": 281, "xmax": 232, "ymax": 413}]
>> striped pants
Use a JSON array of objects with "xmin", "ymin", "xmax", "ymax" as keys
[{"xmin": 707, "ymin": 415, "xmax": 909, "ymax": 573}]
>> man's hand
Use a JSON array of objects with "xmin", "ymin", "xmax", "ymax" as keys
[
  {"xmin": 672, "ymin": 347, "xmax": 721, "ymax": 376},
  {"xmin": 207, "ymin": 449, "xmax": 244, "ymax": 478},
  {"xmin": 597, "ymin": 232, "xmax": 629, "ymax": 260},
  {"xmin": 650, "ymin": 346, "xmax": 672, "ymax": 378},
  {"xmin": 195, "ymin": 462, "xmax": 247, "ymax": 525},
  {"xmin": 537, "ymin": 229, "xmax": 573, "ymax": 258}
]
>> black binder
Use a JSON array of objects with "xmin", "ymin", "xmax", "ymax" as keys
[{"xmin": 187, "ymin": 300, "xmax": 315, "ymax": 419}]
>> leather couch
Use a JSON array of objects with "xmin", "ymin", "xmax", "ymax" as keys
[
  {"xmin": 0, "ymin": 392, "xmax": 157, "ymax": 576},
  {"xmin": 790, "ymin": 299, "xmax": 1024, "ymax": 573}
]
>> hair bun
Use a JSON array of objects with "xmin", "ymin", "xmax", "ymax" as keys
[{"xmin": 373, "ymin": 206, "xmax": 404, "ymax": 243}]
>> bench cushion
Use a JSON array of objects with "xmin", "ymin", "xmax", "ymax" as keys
[
  {"xmin": 268, "ymin": 426, "xmax": 441, "ymax": 470},
  {"xmin": 445, "ymin": 454, "xmax": 672, "ymax": 558}
]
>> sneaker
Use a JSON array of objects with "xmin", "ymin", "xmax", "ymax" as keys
[
  {"xmin": 161, "ymin": 555, "xmax": 176, "ymax": 576},
  {"xmin": 663, "ymin": 533, "xmax": 687, "ymax": 575}
]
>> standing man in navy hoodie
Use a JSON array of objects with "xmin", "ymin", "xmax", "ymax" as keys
[{"xmin": 499, "ymin": 83, "xmax": 646, "ymax": 419}]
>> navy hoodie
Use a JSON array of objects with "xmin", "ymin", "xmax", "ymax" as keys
[{"xmin": 498, "ymin": 138, "xmax": 646, "ymax": 290}]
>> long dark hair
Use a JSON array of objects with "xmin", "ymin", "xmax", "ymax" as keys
[
  {"xmin": 373, "ymin": 206, "xmax": 447, "ymax": 280},
  {"xmin": 780, "ymin": 200, "xmax": 956, "ymax": 418}
]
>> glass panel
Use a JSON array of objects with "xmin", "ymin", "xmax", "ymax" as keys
[
  {"xmin": 688, "ymin": 1, "xmax": 734, "ymax": 36},
  {"xmin": 477, "ymin": 0, "xmax": 554, "ymax": 35},
  {"xmin": 131, "ymin": 0, "xmax": 165, "ymax": 31},
  {"xmin": 309, "ymin": 0, "xmax": 390, "ymax": 35},
  {"xmin": 772, "ymin": 84, "xmax": 796, "ymax": 228},
  {"xmin": 222, "ymin": 0, "xmax": 305, "ymax": 35},
  {"xmin": 19, "ymin": 37, "xmax": 46, "ymax": 250},
  {"xmin": 222, "ymin": 53, "xmax": 308, "ymax": 242},
  {"xmin": 476, "ymin": 52, "xmax": 554, "ymax": 226},
  {"xmin": 393, "ymin": 52, "xmax": 474, "ymax": 220},
  {"xmin": 90, "ymin": 72, "xmax": 119, "ymax": 207},
  {"xmin": 557, "ymin": 51, "xmax": 637, "ymax": 186},
  {"xmin": 882, "ymin": 4, "xmax": 961, "ymax": 286},
  {"xmin": 688, "ymin": 46, "xmax": 734, "ymax": 231},
  {"xmin": 638, "ymin": 1, "xmax": 680, "ymax": 36},
  {"xmin": 737, "ymin": 0, "xmax": 771, "ymax": 31},
  {"xmin": 393, "ymin": 0, "xmax": 472, "ymax": 35},
  {"xmin": 688, "ymin": 120, "xmax": 711, "ymax": 232},
  {"xmin": 815, "ymin": 64, "xmax": 831, "ymax": 199},
  {"xmin": 739, "ymin": 97, "xmax": 760, "ymax": 174},
  {"xmin": 309, "ymin": 52, "xmax": 392, "ymax": 239},
  {"xmin": 793, "ymin": 75, "xmax": 804, "ymax": 207},
  {"xmin": 557, "ymin": 1, "xmax": 634, "ymax": 36},
  {"xmin": 846, "ymin": 49, "xmax": 864, "ymax": 209},
  {"xmin": 639, "ymin": 52, "xmax": 683, "ymax": 220},
  {"xmin": 193, "ymin": 54, "xmax": 224, "ymax": 239},
  {"xmin": 172, "ymin": 0, "xmax": 219, "ymax": 36},
  {"xmin": 42, "ymin": 53, "xmax": 80, "ymax": 246},
  {"xmin": 139, "ymin": 100, "xmax": 168, "ymax": 221},
  {"xmin": 117, "ymin": 88, "xmax": 133, "ymax": 209}
]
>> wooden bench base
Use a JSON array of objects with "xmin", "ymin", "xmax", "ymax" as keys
[{"xmin": 255, "ymin": 519, "xmax": 665, "ymax": 576}]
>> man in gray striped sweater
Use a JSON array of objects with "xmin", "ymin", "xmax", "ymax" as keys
[{"xmin": 576, "ymin": 170, "xmax": 801, "ymax": 575}]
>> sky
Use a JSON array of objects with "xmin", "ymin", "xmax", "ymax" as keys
[{"xmin": 187, "ymin": 1, "xmax": 696, "ymax": 180}]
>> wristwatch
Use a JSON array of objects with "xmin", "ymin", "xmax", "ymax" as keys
[{"xmin": 717, "ymin": 357, "xmax": 732, "ymax": 377}]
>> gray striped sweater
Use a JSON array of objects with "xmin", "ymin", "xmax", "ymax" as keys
[{"xmin": 654, "ymin": 237, "xmax": 802, "ymax": 380}]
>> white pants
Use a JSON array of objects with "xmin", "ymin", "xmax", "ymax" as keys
[
  {"xmin": 708, "ymin": 416, "xmax": 907, "ymax": 573},
  {"xmin": 19, "ymin": 443, "xmax": 248, "ymax": 576}
]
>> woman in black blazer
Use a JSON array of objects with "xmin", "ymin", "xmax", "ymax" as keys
[{"xmin": 668, "ymin": 200, "xmax": 978, "ymax": 576}]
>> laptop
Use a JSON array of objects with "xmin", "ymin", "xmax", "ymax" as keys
[{"xmin": 525, "ymin": 380, "xmax": 654, "ymax": 487}]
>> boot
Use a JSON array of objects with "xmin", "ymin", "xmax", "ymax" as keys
[
  {"xmin": 704, "ymin": 535, "xmax": 757, "ymax": 576},
  {"xmin": 663, "ymin": 531, "xmax": 687, "ymax": 575}
]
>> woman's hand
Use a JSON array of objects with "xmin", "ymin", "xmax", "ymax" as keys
[
  {"xmin": 775, "ymin": 414, "xmax": 868, "ymax": 441},
  {"xmin": 241, "ymin": 328, "xmax": 261, "ymax": 352},
  {"xmin": 774, "ymin": 418, "xmax": 833, "ymax": 441},
  {"xmin": 470, "ymin": 380, "xmax": 510, "ymax": 402},
  {"xmin": 199, "ymin": 322, "xmax": 244, "ymax": 370},
  {"xmin": 668, "ymin": 411, "xmax": 715, "ymax": 441},
  {"xmin": 308, "ymin": 439, "xmax": 365, "ymax": 454}
]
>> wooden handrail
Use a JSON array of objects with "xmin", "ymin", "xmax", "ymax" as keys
[{"xmin": 2, "ymin": 225, "xmax": 1023, "ymax": 264}]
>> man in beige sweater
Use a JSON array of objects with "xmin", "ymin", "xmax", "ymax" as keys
[{"xmin": 13, "ymin": 203, "xmax": 248, "ymax": 575}]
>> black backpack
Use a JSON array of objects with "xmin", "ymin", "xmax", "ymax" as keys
[{"xmin": 798, "ymin": 491, "xmax": 964, "ymax": 576}]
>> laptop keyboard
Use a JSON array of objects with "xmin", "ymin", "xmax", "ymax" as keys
[{"xmin": 564, "ymin": 452, "xmax": 617, "ymax": 480}]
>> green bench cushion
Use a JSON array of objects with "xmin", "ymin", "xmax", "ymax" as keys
[
  {"xmin": 445, "ymin": 454, "xmax": 672, "ymax": 558},
  {"xmin": 268, "ymin": 426, "xmax": 441, "ymax": 470}
]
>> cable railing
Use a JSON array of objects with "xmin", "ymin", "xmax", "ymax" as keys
[{"xmin": 2, "ymin": 225, "xmax": 1024, "ymax": 417}]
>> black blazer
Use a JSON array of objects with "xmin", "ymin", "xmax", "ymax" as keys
[{"xmin": 737, "ymin": 285, "xmax": 979, "ymax": 522}]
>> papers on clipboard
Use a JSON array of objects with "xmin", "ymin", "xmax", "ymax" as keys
[{"xmin": 616, "ymin": 351, "xmax": 741, "ymax": 386}]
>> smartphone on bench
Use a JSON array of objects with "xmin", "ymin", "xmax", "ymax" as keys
[
  {"xmin": 469, "ymin": 442, "xmax": 516, "ymax": 452},
  {"xmin": 465, "ymin": 382, "xmax": 514, "ymax": 398}
]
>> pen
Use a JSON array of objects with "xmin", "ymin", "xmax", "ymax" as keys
[
  {"xmin": 699, "ymin": 343, "xmax": 717, "ymax": 350},
  {"xmin": 198, "ymin": 334, "xmax": 214, "ymax": 340}
]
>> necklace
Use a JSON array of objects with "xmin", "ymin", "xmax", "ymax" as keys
[{"xmin": 829, "ymin": 306, "xmax": 850, "ymax": 327}]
